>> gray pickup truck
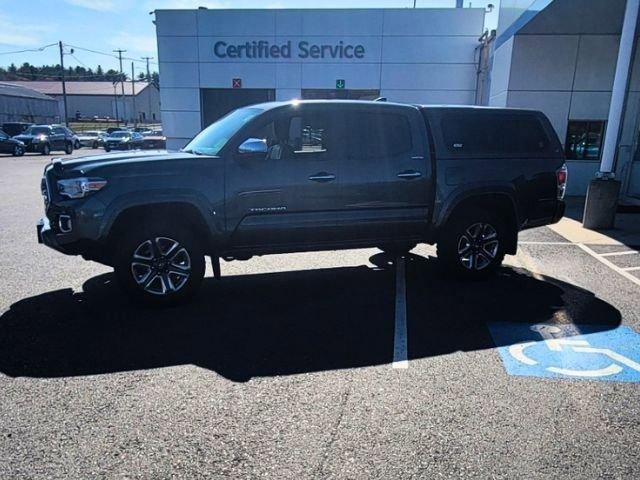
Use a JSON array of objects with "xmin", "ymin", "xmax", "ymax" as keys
[{"xmin": 38, "ymin": 100, "xmax": 566, "ymax": 305}]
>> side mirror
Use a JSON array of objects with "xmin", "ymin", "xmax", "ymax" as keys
[{"xmin": 238, "ymin": 138, "xmax": 267, "ymax": 155}]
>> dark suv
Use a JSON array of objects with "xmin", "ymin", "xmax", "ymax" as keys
[
  {"xmin": 37, "ymin": 101, "xmax": 566, "ymax": 305},
  {"xmin": 14, "ymin": 125, "xmax": 74, "ymax": 155},
  {"xmin": 0, "ymin": 130, "xmax": 26, "ymax": 156}
]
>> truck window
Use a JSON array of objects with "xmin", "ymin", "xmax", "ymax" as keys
[
  {"xmin": 441, "ymin": 113, "xmax": 550, "ymax": 156},
  {"xmin": 289, "ymin": 115, "xmax": 328, "ymax": 154},
  {"xmin": 347, "ymin": 111, "xmax": 413, "ymax": 160}
]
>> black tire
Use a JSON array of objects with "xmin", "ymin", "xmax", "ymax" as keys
[
  {"xmin": 113, "ymin": 219, "xmax": 205, "ymax": 306},
  {"xmin": 41, "ymin": 143, "xmax": 50, "ymax": 155},
  {"xmin": 105, "ymin": 145, "xmax": 111, "ymax": 152},
  {"xmin": 12, "ymin": 145, "xmax": 24, "ymax": 157},
  {"xmin": 92, "ymin": 141, "xmax": 98, "ymax": 149},
  {"xmin": 64, "ymin": 142, "xmax": 73, "ymax": 155},
  {"xmin": 74, "ymin": 140, "xmax": 81, "ymax": 149},
  {"xmin": 436, "ymin": 207, "xmax": 507, "ymax": 279}
]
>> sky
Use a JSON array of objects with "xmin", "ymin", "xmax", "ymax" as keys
[{"xmin": 0, "ymin": 0, "xmax": 500, "ymax": 77}]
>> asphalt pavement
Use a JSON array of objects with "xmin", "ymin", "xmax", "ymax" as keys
[{"xmin": 1, "ymin": 150, "xmax": 639, "ymax": 479}]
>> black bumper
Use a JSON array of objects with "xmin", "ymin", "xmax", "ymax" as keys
[
  {"xmin": 552, "ymin": 200, "xmax": 566, "ymax": 224},
  {"xmin": 37, "ymin": 217, "xmax": 78, "ymax": 255}
]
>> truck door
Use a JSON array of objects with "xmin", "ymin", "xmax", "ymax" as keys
[
  {"xmin": 224, "ymin": 105, "xmax": 345, "ymax": 249},
  {"xmin": 338, "ymin": 106, "xmax": 432, "ymax": 242}
]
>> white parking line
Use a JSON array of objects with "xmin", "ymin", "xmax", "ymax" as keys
[
  {"xmin": 519, "ymin": 241, "xmax": 573, "ymax": 245},
  {"xmin": 600, "ymin": 250, "xmax": 639, "ymax": 257},
  {"xmin": 577, "ymin": 243, "xmax": 640, "ymax": 288},
  {"xmin": 392, "ymin": 256, "xmax": 408, "ymax": 369},
  {"xmin": 622, "ymin": 266, "xmax": 640, "ymax": 272}
]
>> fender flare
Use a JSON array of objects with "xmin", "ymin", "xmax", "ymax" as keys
[
  {"xmin": 435, "ymin": 184, "xmax": 520, "ymax": 253},
  {"xmin": 98, "ymin": 189, "xmax": 220, "ymax": 241}
]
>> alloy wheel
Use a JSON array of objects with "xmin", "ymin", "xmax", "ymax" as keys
[
  {"xmin": 457, "ymin": 222, "xmax": 499, "ymax": 271},
  {"xmin": 130, "ymin": 236, "xmax": 192, "ymax": 295}
]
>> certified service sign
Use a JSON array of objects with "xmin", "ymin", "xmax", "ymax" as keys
[{"xmin": 213, "ymin": 40, "xmax": 366, "ymax": 60}]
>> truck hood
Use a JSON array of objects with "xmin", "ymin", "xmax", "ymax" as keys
[{"xmin": 49, "ymin": 150, "xmax": 213, "ymax": 175}]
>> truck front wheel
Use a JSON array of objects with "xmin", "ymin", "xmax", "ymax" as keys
[
  {"xmin": 113, "ymin": 220, "xmax": 205, "ymax": 305},
  {"xmin": 437, "ymin": 208, "xmax": 507, "ymax": 279}
]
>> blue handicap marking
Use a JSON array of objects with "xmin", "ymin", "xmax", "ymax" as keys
[{"xmin": 488, "ymin": 322, "xmax": 640, "ymax": 382}]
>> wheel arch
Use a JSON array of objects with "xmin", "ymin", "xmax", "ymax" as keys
[
  {"xmin": 103, "ymin": 200, "xmax": 214, "ymax": 259},
  {"xmin": 437, "ymin": 190, "xmax": 520, "ymax": 255}
]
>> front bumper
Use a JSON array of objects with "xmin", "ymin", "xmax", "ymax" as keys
[
  {"xmin": 25, "ymin": 143, "xmax": 44, "ymax": 153},
  {"xmin": 105, "ymin": 142, "xmax": 129, "ymax": 150},
  {"xmin": 37, "ymin": 217, "xmax": 76, "ymax": 254}
]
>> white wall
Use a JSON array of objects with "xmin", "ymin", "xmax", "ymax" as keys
[
  {"xmin": 493, "ymin": 0, "xmax": 640, "ymax": 197},
  {"xmin": 156, "ymin": 8, "xmax": 485, "ymax": 149}
]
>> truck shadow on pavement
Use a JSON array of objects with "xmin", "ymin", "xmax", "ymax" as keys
[{"xmin": 0, "ymin": 254, "xmax": 621, "ymax": 382}]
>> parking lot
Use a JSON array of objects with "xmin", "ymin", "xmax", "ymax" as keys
[{"xmin": 1, "ymin": 150, "xmax": 639, "ymax": 478}]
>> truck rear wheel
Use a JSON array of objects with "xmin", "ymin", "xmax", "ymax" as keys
[
  {"xmin": 437, "ymin": 208, "xmax": 507, "ymax": 279},
  {"xmin": 113, "ymin": 219, "xmax": 205, "ymax": 306}
]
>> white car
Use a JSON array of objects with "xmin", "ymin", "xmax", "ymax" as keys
[{"xmin": 76, "ymin": 130, "xmax": 107, "ymax": 149}]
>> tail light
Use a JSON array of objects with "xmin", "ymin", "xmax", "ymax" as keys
[{"xmin": 556, "ymin": 163, "xmax": 568, "ymax": 200}]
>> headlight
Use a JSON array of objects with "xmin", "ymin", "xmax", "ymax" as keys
[
  {"xmin": 57, "ymin": 177, "xmax": 107, "ymax": 198},
  {"xmin": 122, "ymin": 137, "xmax": 130, "ymax": 142},
  {"xmin": 33, "ymin": 134, "xmax": 47, "ymax": 143}
]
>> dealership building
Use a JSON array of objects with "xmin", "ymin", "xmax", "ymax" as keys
[{"xmin": 156, "ymin": 1, "xmax": 640, "ymax": 201}]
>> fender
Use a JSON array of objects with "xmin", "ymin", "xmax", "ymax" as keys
[
  {"xmin": 434, "ymin": 182, "xmax": 520, "ymax": 230},
  {"xmin": 98, "ymin": 188, "xmax": 224, "ymax": 241}
]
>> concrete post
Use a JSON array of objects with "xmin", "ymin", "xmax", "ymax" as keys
[{"xmin": 583, "ymin": 0, "xmax": 640, "ymax": 229}]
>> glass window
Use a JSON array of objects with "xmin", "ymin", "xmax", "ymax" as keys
[
  {"xmin": 239, "ymin": 109, "xmax": 336, "ymax": 161},
  {"xmin": 565, "ymin": 121, "xmax": 605, "ymax": 160},
  {"xmin": 183, "ymin": 106, "xmax": 265, "ymax": 156},
  {"xmin": 346, "ymin": 111, "xmax": 413, "ymax": 160},
  {"xmin": 441, "ymin": 112, "xmax": 551, "ymax": 156},
  {"xmin": 289, "ymin": 116, "xmax": 328, "ymax": 154},
  {"xmin": 53, "ymin": 127, "xmax": 65, "ymax": 135}
]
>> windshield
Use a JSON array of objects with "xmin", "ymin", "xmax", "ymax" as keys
[
  {"xmin": 109, "ymin": 132, "xmax": 130, "ymax": 138},
  {"xmin": 24, "ymin": 127, "xmax": 50, "ymax": 136},
  {"xmin": 182, "ymin": 107, "xmax": 264, "ymax": 155}
]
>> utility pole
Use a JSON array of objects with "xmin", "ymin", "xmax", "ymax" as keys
[
  {"xmin": 112, "ymin": 82, "xmax": 119, "ymax": 127},
  {"xmin": 58, "ymin": 41, "xmax": 69, "ymax": 126},
  {"xmin": 141, "ymin": 56, "xmax": 154, "ymax": 125},
  {"xmin": 141, "ymin": 56, "xmax": 153, "ymax": 82},
  {"xmin": 131, "ymin": 62, "xmax": 137, "ymax": 127},
  {"xmin": 113, "ymin": 49, "xmax": 127, "ymax": 123}
]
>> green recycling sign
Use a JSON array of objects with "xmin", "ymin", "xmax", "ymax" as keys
[{"xmin": 336, "ymin": 79, "xmax": 345, "ymax": 89}]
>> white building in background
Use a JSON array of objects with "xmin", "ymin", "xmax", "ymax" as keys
[
  {"xmin": 5, "ymin": 81, "xmax": 161, "ymax": 124},
  {"xmin": 490, "ymin": 0, "xmax": 640, "ymax": 200},
  {"xmin": 154, "ymin": 7, "xmax": 487, "ymax": 150},
  {"xmin": 155, "ymin": 2, "xmax": 640, "ymax": 200}
]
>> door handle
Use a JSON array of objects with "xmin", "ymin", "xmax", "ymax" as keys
[
  {"xmin": 397, "ymin": 170, "xmax": 422, "ymax": 179},
  {"xmin": 309, "ymin": 172, "xmax": 336, "ymax": 183}
]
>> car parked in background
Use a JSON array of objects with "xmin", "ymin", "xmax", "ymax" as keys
[
  {"xmin": 0, "ymin": 129, "xmax": 25, "ymax": 156},
  {"xmin": 104, "ymin": 131, "xmax": 145, "ymax": 151},
  {"xmin": 13, "ymin": 125, "xmax": 74, "ymax": 155},
  {"xmin": 1, "ymin": 122, "xmax": 33, "ymax": 138},
  {"xmin": 141, "ymin": 131, "xmax": 166, "ymax": 149},
  {"xmin": 77, "ymin": 130, "xmax": 107, "ymax": 148}
]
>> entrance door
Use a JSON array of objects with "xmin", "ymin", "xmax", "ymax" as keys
[
  {"xmin": 224, "ymin": 104, "xmax": 345, "ymax": 250},
  {"xmin": 201, "ymin": 89, "xmax": 275, "ymax": 128}
]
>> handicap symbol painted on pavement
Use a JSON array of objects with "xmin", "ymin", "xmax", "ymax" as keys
[{"xmin": 488, "ymin": 322, "xmax": 640, "ymax": 382}]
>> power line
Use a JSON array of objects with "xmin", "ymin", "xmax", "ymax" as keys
[
  {"xmin": 66, "ymin": 44, "xmax": 158, "ymax": 65},
  {"xmin": 0, "ymin": 43, "xmax": 58, "ymax": 56}
]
